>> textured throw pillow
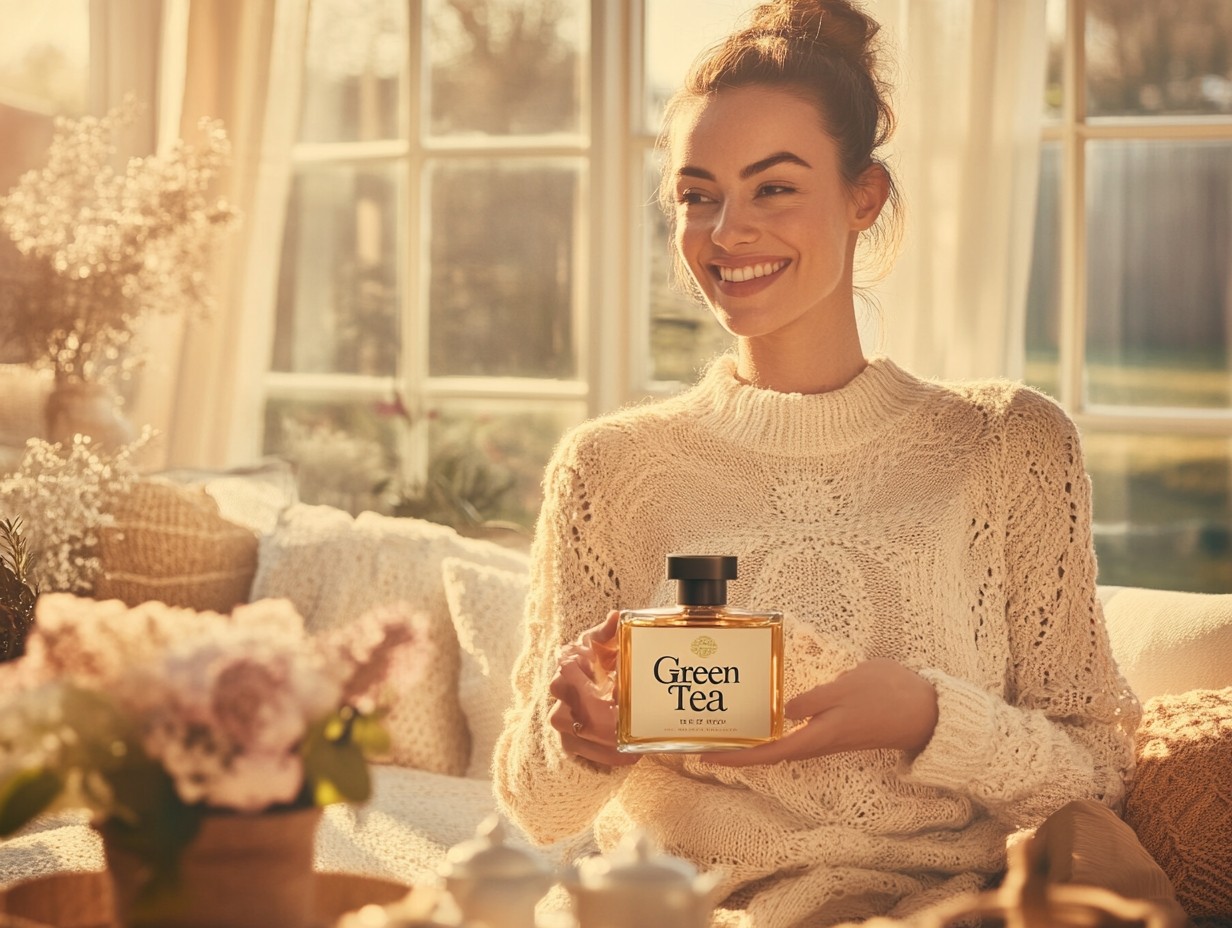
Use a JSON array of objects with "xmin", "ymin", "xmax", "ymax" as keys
[
  {"xmin": 94, "ymin": 479, "xmax": 258, "ymax": 612},
  {"xmin": 250, "ymin": 506, "xmax": 529, "ymax": 776},
  {"xmin": 1100, "ymin": 587, "xmax": 1232, "ymax": 701},
  {"xmin": 1123, "ymin": 687, "xmax": 1232, "ymax": 921},
  {"xmin": 441, "ymin": 557, "xmax": 530, "ymax": 779}
]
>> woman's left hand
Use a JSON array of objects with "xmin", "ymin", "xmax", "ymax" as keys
[{"xmin": 702, "ymin": 658, "xmax": 939, "ymax": 766}]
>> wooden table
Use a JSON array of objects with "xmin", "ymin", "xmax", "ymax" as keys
[{"xmin": 0, "ymin": 870, "xmax": 411, "ymax": 928}]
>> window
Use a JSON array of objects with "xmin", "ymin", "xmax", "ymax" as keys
[
  {"xmin": 269, "ymin": 0, "xmax": 593, "ymax": 529},
  {"xmin": 266, "ymin": 0, "xmax": 754, "ymax": 531},
  {"xmin": 0, "ymin": 0, "xmax": 90, "ymax": 367},
  {"xmin": 1026, "ymin": 0, "xmax": 1232, "ymax": 592}
]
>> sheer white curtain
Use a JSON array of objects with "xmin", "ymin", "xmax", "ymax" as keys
[
  {"xmin": 133, "ymin": 0, "xmax": 308, "ymax": 469},
  {"xmin": 864, "ymin": 0, "xmax": 1048, "ymax": 382}
]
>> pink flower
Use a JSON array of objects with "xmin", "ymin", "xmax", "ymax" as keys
[
  {"xmin": 321, "ymin": 602, "xmax": 422, "ymax": 705},
  {"xmin": 206, "ymin": 752, "xmax": 303, "ymax": 813}
]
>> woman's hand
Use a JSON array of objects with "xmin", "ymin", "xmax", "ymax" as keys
[
  {"xmin": 548, "ymin": 610, "xmax": 638, "ymax": 768},
  {"xmin": 702, "ymin": 658, "xmax": 939, "ymax": 767}
]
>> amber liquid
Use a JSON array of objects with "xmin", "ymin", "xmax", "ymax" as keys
[{"xmin": 616, "ymin": 605, "xmax": 783, "ymax": 753}]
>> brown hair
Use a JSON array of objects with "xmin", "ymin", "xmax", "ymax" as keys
[{"xmin": 657, "ymin": 0, "xmax": 903, "ymax": 287}]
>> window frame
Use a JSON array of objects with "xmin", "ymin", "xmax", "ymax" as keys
[
  {"xmin": 1051, "ymin": 0, "xmax": 1232, "ymax": 437},
  {"xmin": 264, "ymin": 0, "xmax": 624, "ymax": 487}
]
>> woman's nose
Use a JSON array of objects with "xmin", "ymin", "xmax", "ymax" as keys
[{"xmin": 710, "ymin": 200, "xmax": 758, "ymax": 249}]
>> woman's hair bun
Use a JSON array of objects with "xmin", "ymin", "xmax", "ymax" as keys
[{"xmin": 748, "ymin": 0, "xmax": 880, "ymax": 71}]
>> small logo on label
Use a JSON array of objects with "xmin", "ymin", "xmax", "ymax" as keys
[{"xmin": 690, "ymin": 635, "xmax": 717, "ymax": 658}]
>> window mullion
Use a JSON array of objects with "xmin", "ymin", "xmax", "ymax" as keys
[
  {"xmin": 402, "ymin": 0, "xmax": 429, "ymax": 482},
  {"xmin": 1058, "ymin": 0, "xmax": 1087, "ymax": 414}
]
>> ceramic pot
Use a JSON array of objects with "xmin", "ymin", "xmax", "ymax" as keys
[
  {"xmin": 99, "ymin": 806, "xmax": 322, "ymax": 928},
  {"xmin": 44, "ymin": 378, "xmax": 135, "ymax": 448}
]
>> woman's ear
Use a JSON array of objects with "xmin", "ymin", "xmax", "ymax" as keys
[{"xmin": 849, "ymin": 162, "xmax": 890, "ymax": 231}]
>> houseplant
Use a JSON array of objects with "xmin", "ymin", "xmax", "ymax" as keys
[
  {"xmin": 0, "ymin": 98, "xmax": 237, "ymax": 445},
  {"xmin": 0, "ymin": 593, "xmax": 420, "ymax": 927}
]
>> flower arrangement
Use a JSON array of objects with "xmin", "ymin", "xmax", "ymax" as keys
[
  {"xmin": 0, "ymin": 97, "xmax": 238, "ymax": 383},
  {"xmin": 0, "ymin": 433, "xmax": 145, "ymax": 593},
  {"xmin": 0, "ymin": 594, "xmax": 419, "ymax": 908}
]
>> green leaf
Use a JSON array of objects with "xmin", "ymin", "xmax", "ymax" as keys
[
  {"xmin": 349, "ymin": 712, "xmax": 391, "ymax": 757},
  {"xmin": 303, "ymin": 722, "xmax": 372, "ymax": 806},
  {"xmin": 0, "ymin": 767, "xmax": 63, "ymax": 834}
]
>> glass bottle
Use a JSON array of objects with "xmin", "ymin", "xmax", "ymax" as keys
[{"xmin": 617, "ymin": 554, "xmax": 783, "ymax": 753}]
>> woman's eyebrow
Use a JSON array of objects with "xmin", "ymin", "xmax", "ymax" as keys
[{"xmin": 677, "ymin": 151, "xmax": 813, "ymax": 182}]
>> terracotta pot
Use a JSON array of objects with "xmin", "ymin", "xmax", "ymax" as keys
[
  {"xmin": 99, "ymin": 806, "xmax": 322, "ymax": 928},
  {"xmin": 44, "ymin": 378, "xmax": 135, "ymax": 449}
]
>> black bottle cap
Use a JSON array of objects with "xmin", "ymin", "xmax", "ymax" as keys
[{"xmin": 666, "ymin": 554, "xmax": 737, "ymax": 606}]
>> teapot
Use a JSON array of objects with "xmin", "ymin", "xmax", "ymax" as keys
[
  {"xmin": 438, "ymin": 814, "xmax": 555, "ymax": 928},
  {"xmin": 562, "ymin": 829, "xmax": 724, "ymax": 928}
]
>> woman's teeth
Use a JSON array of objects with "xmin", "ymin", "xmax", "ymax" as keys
[{"xmin": 717, "ymin": 260, "xmax": 787, "ymax": 283}]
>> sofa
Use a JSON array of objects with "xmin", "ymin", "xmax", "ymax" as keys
[{"xmin": 1, "ymin": 468, "xmax": 1230, "ymax": 925}]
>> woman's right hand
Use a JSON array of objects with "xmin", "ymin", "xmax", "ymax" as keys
[{"xmin": 548, "ymin": 610, "xmax": 637, "ymax": 768}]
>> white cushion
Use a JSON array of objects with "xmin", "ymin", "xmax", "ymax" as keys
[
  {"xmin": 442, "ymin": 558, "xmax": 530, "ymax": 779},
  {"xmin": 1100, "ymin": 586, "xmax": 1232, "ymax": 702},
  {"xmin": 252, "ymin": 506, "xmax": 528, "ymax": 775}
]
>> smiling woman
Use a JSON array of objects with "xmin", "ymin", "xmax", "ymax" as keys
[{"xmin": 492, "ymin": 2, "xmax": 1186, "ymax": 926}]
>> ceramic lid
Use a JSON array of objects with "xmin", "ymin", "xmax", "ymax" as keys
[
  {"xmin": 573, "ymin": 829, "xmax": 702, "ymax": 889},
  {"xmin": 440, "ymin": 814, "xmax": 552, "ymax": 882}
]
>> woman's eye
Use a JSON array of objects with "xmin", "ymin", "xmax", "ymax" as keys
[
  {"xmin": 758, "ymin": 184, "xmax": 795, "ymax": 197},
  {"xmin": 678, "ymin": 189, "xmax": 713, "ymax": 206}
]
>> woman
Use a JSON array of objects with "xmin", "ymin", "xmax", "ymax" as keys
[{"xmin": 494, "ymin": 2, "xmax": 1172, "ymax": 925}]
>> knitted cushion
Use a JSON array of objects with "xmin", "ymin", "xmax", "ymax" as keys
[
  {"xmin": 1123, "ymin": 687, "xmax": 1232, "ymax": 920},
  {"xmin": 94, "ymin": 479, "xmax": 258, "ymax": 612},
  {"xmin": 441, "ymin": 558, "xmax": 530, "ymax": 779},
  {"xmin": 1100, "ymin": 587, "xmax": 1232, "ymax": 701},
  {"xmin": 251, "ymin": 506, "xmax": 529, "ymax": 776}
]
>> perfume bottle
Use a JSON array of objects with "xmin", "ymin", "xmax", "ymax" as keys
[{"xmin": 617, "ymin": 555, "xmax": 783, "ymax": 753}]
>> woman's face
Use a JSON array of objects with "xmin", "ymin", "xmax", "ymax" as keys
[{"xmin": 668, "ymin": 85, "xmax": 872, "ymax": 341}]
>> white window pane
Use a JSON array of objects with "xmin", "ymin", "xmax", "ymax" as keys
[
  {"xmin": 426, "ymin": 0, "xmax": 587, "ymax": 137},
  {"xmin": 1086, "ymin": 0, "xmax": 1232, "ymax": 117},
  {"xmin": 427, "ymin": 159, "xmax": 582, "ymax": 379},
  {"xmin": 1085, "ymin": 140, "xmax": 1232, "ymax": 409},
  {"xmin": 0, "ymin": 0, "xmax": 89, "ymax": 194},
  {"xmin": 396, "ymin": 398, "xmax": 586, "ymax": 530},
  {"xmin": 1087, "ymin": 432, "xmax": 1232, "ymax": 593},
  {"xmin": 300, "ymin": 0, "xmax": 407, "ymax": 143},
  {"xmin": 642, "ymin": 0, "xmax": 757, "ymax": 134},
  {"xmin": 263, "ymin": 397, "xmax": 398, "ymax": 515},
  {"xmin": 1044, "ymin": 0, "xmax": 1064, "ymax": 118},
  {"xmin": 641, "ymin": 152, "xmax": 733, "ymax": 385},
  {"xmin": 1024, "ymin": 142, "xmax": 1061, "ymax": 398},
  {"xmin": 274, "ymin": 165, "xmax": 403, "ymax": 376}
]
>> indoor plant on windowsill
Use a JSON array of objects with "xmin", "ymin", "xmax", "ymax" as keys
[
  {"xmin": 0, "ymin": 97, "xmax": 237, "ymax": 447},
  {"xmin": 0, "ymin": 594, "xmax": 419, "ymax": 928}
]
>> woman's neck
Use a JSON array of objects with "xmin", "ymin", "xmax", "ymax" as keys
[{"xmin": 735, "ymin": 315, "xmax": 868, "ymax": 395}]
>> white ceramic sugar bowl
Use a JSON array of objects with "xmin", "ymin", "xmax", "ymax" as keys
[
  {"xmin": 438, "ymin": 814, "xmax": 556, "ymax": 928},
  {"xmin": 562, "ymin": 829, "xmax": 724, "ymax": 928}
]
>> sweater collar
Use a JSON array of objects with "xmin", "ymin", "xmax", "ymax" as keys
[{"xmin": 682, "ymin": 353, "xmax": 930, "ymax": 455}]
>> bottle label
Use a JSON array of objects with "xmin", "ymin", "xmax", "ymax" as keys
[{"xmin": 626, "ymin": 626, "xmax": 773, "ymax": 739}]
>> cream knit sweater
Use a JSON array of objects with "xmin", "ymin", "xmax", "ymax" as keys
[{"xmin": 494, "ymin": 354, "xmax": 1140, "ymax": 928}]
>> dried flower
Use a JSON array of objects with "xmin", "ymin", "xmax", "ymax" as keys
[
  {"xmin": 0, "ymin": 97, "xmax": 238, "ymax": 383},
  {"xmin": 0, "ymin": 433, "xmax": 145, "ymax": 593}
]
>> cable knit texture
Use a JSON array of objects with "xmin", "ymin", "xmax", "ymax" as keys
[{"xmin": 494, "ymin": 354, "xmax": 1139, "ymax": 928}]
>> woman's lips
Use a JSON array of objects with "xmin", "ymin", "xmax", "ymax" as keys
[
  {"xmin": 715, "ymin": 259, "xmax": 788, "ymax": 282},
  {"xmin": 710, "ymin": 258, "xmax": 789, "ymax": 294}
]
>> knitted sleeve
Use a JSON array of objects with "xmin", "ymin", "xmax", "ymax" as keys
[
  {"xmin": 492, "ymin": 427, "xmax": 635, "ymax": 845},
  {"xmin": 900, "ymin": 388, "xmax": 1140, "ymax": 829}
]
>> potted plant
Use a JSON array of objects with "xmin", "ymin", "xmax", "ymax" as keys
[{"xmin": 0, "ymin": 594, "xmax": 420, "ymax": 927}]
